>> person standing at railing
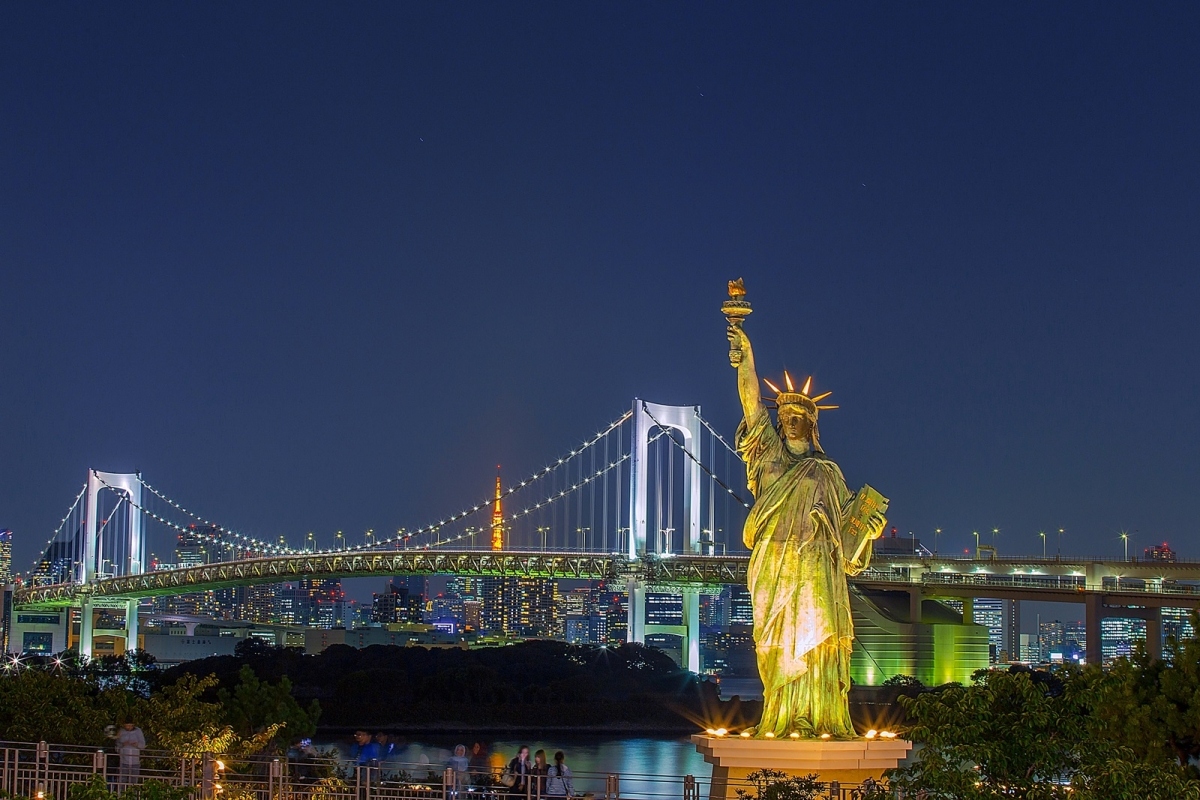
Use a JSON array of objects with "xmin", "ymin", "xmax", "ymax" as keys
[
  {"xmin": 353, "ymin": 730, "xmax": 382, "ymax": 767},
  {"xmin": 533, "ymin": 750, "xmax": 548, "ymax": 798},
  {"xmin": 503, "ymin": 746, "xmax": 531, "ymax": 797},
  {"xmin": 544, "ymin": 752, "xmax": 573, "ymax": 798},
  {"xmin": 468, "ymin": 742, "xmax": 491, "ymax": 788},
  {"xmin": 113, "ymin": 720, "xmax": 145, "ymax": 787},
  {"xmin": 447, "ymin": 745, "xmax": 470, "ymax": 796}
]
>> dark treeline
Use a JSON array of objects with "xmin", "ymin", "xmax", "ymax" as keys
[{"xmin": 166, "ymin": 640, "xmax": 732, "ymax": 730}]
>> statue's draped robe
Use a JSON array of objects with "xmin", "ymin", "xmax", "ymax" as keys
[{"xmin": 737, "ymin": 413, "xmax": 875, "ymax": 738}]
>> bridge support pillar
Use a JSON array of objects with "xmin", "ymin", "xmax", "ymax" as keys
[
  {"xmin": 961, "ymin": 596, "xmax": 973, "ymax": 625},
  {"xmin": 1145, "ymin": 608, "xmax": 1162, "ymax": 662},
  {"xmin": 125, "ymin": 599, "xmax": 139, "ymax": 654},
  {"xmin": 79, "ymin": 598, "xmax": 94, "ymax": 659},
  {"xmin": 1085, "ymin": 594, "xmax": 1103, "ymax": 666},
  {"xmin": 683, "ymin": 587, "xmax": 701, "ymax": 673},
  {"xmin": 626, "ymin": 578, "xmax": 646, "ymax": 644},
  {"xmin": 908, "ymin": 589, "xmax": 922, "ymax": 624}
]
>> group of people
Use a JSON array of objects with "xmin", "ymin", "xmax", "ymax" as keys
[
  {"xmin": 351, "ymin": 730, "xmax": 403, "ymax": 766},
  {"xmin": 502, "ymin": 746, "xmax": 575, "ymax": 798},
  {"xmin": 348, "ymin": 735, "xmax": 576, "ymax": 797}
]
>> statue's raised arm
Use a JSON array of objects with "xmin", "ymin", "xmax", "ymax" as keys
[{"xmin": 722, "ymin": 278, "xmax": 766, "ymax": 426}]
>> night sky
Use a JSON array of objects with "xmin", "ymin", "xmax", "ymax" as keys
[{"xmin": 3, "ymin": 5, "xmax": 1199, "ymax": 610}]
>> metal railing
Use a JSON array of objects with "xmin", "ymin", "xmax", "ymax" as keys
[
  {"xmin": 0, "ymin": 741, "xmax": 886, "ymax": 800},
  {"xmin": 857, "ymin": 568, "xmax": 1200, "ymax": 597}
]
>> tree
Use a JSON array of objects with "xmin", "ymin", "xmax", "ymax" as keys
[
  {"xmin": 887, "ymin": 666, "xmax": 1200, "ymax": 799},
  {"xmin": 881, "ymin": 674, "xmax": 924, "ymax": 689},
  {"xmin": 1088, "ymin": 625, "xmax": 1200, "ymax": 771},
  {"xmin": 734, "ymin": 770, "xmax": 825, "ymax": 800},
  {"xmin": 0, "ymin": 668, "xmax": 121, "ymax": 745},
  {"xmin": 218, "ymin": 665, "xmax": 320, "ymax": 749}
]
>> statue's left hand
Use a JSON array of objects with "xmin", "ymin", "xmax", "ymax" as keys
[{"xmin": 867, "ymin": 511, "xmax": 887, "ymax": 539}]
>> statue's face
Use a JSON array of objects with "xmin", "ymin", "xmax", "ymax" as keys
[{"xmin": 778, "ymin": 407, "xmax": 813, "ymax": 455}]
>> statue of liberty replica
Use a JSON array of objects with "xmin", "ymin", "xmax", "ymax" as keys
[{"xmin": 723, "ymin": 279, "xmax": 889, "ymax": 739}]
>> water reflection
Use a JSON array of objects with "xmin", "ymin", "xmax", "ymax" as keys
[{"xmin": 313, "ymin": 735, "xmax": 711, "ymax": 799}]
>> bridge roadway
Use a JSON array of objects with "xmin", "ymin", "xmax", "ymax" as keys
[{"xmin": 15, "ymin": 549, "xmax": 1200, "ymax": 605}]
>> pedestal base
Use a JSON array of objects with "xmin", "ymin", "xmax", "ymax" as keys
[{"xmin": 692, "ymin": 735, "xmax": 912, "ymax": 800}]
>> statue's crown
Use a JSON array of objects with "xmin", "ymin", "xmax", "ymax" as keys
[{"xmin": 763, "ymin": 372, "xmax": 838, "ymax": 414}]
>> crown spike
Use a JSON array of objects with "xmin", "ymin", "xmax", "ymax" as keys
[
  {"xmin": 816, "ymin": 404, "xmax": 839, "ymax": 410},
  {"xmin": 802, "ymin": 376, "xmax": 812, "ymax": 395},
  {"xmin": 783, "ymin": 371, "xmax": 794, "ymax": 391},
  {"xmin": 811, "ymin": 391, "xmax": 832, "ymax": 402},
  {"xmin": 763, "ymin": 378, "xmax": 781, "ymax": 394}
]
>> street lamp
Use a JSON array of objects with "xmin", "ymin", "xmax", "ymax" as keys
[
  {"xmin": 306, "ymin": 532, "xmax": 314, "ymax": 553},
  {"xmin": 934, "ymin": 528, "xmax": 941, "ymax": 556},
  {"xmin": 992, "ymin": 527, "xmax": 1000, "ymax": 552},
  {"xmin": 336, "ymin": 531, "xmax": 344, "ymax": 551},
  {"xmin": 1120, "ymin": 530, "xmax": 1129, "ymax": 561},
  {"xmin": 659, "ymin": 527, "xmax": 675, "ymax": 554},
  {"xmin": 537, "ymin": 526, "xmax": 550, "ymax": 550},
  {"xmin": 973, "ymin": 531, "xmax": 980, "ymax": 559},
  {"xmin": 576, "ymin": 527, "xmax": 590, "ymax": 552},
  {"xmin": 1058, "ymin": 528, "xmax": 1064, "ymax": 558},
  {"xmin": 1039, "ymin": 531, "xmax": 1046, "ymax": 559},
  {"xmin": 910, "ymin": 530, "xmax": 915, "ymax": 556}
]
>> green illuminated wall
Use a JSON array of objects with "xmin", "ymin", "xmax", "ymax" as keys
[{"xmin": 849, "ymin": 588, "xmax": 989, "ymax": 686}]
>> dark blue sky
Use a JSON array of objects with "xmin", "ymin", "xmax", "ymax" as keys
[{"xmin": 2, "ymin": 4, "xmax": 1198, "ymax": 583}]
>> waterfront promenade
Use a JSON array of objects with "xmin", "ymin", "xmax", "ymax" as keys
[{"xmin": 0, "ymin": 739, "xmax": 878, "ymax": 800}]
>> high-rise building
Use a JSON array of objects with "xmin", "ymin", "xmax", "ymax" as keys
[
  {"xmin": 1064, "ymin": 620, "xmax": 1087, "ymax": 655},
  {"xmin": 514, "ymin": 579, "xmax": 557, "ymax": 637},
  {"xmin": 424, "ymin": 593, "xmax": 465, "ymax": 628},
  {"xmin": 1162, "ymin": 607, "xmax": 1195, "ymax": 645},
  {"xmin": 372, "ymin": 579, "xmax": 425, "ymax": 625},
  {"xmin": 307, "ymin": 579, "xmax": 347, "ymax": 628},
  {"xmin": 726, "ymin": 586, "xmax": 753, "ymax": 626},
  {"xmin": 371, "ymin": 583, "xmax": 406, "ymax": 624},
  {"xmin": 1145, "ymin": 542, "xmax": 1177, "ymax": 562},
  {"xmin": 462, "ymin": 599, "xmax": 483, "ymax": 631},
  {"xmin": 602, "ymin": 589, "xmax": 628, "ymax": 644},
  {"xmin": 699, "ymin": 592, "xmax": 723, "ymax": 630},
  {"xmin": 477, "ymin": 577, "xmax": 557, "ymax": 637},
  {"xmin": 1101, "ymin": 617, "xmax": 1144, "ymax": 663},
  {"xmin": 163, "ymin": 526, "xmax": 223, "ymax": 616},
  {"xmin": 480, "ymin": 577, "xmax": 507, "ymax": 632},
  {"xmin": 245, "ymin": 583, "xmax": 280, "ymax": 623},
  {"xmin": 447, "ymin": 576, "xmax": 483, "ymax": 599},
  {"xmin": 1039, "ymin": 619, "xmax": 1067, "ymax": 659},
  {"xmin": 646, "ymin": 593, "xmax": 683, "ymax": 625},
  {"xmin": 31, "ymin": 540, "xmax": 75, "ymax": 586},
  {"xmin": 176, "ymin": 525, "xmax": 218, "ymax": 567},
  {"xmin": 0, "ymin": 529, "xmax": 12, "ymax": 584},
  {"xmin": 972, "ymin": 598, "xmax": 1020, "ymax": 663}
]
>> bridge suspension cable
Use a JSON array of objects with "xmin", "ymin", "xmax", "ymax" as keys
[
  {"xmin": 136, "ymin": 475, "xmax": 301, "ymax": 554},
  {"xmin": 640, "ymin": 401, "xmax": 751, "ymax": 510},
  {"xmin": 345, "ymin": 409, "xmax": 634, "ymax": 552},
  {"xmin": 22, "ymin": 483, "xmax": 86, "ymax": 581},
  {"xmin": 412, "ymin": 430, "xmax": 665, "ymax": 550},
  {"xmin": 89, "ymin": 473, "xmax": 296, "ymax": 556},
  {"xmin": 695, "ymin": 411, "xmax": 740, "ymax": 458}
]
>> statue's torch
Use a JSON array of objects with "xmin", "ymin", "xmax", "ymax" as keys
[{"xmin": 722, "ymin": 278, "xmax": 753, "ymax": 366}]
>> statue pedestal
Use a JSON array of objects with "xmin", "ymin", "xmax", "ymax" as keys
[{"xmin": 691, "ymin": 735, "xmax": 912, "ymax": 800}]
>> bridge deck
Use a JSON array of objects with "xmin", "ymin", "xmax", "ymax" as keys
[{"xmin": 14, "ymin": 550, "xmax": 1200, "ymax": 610}]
